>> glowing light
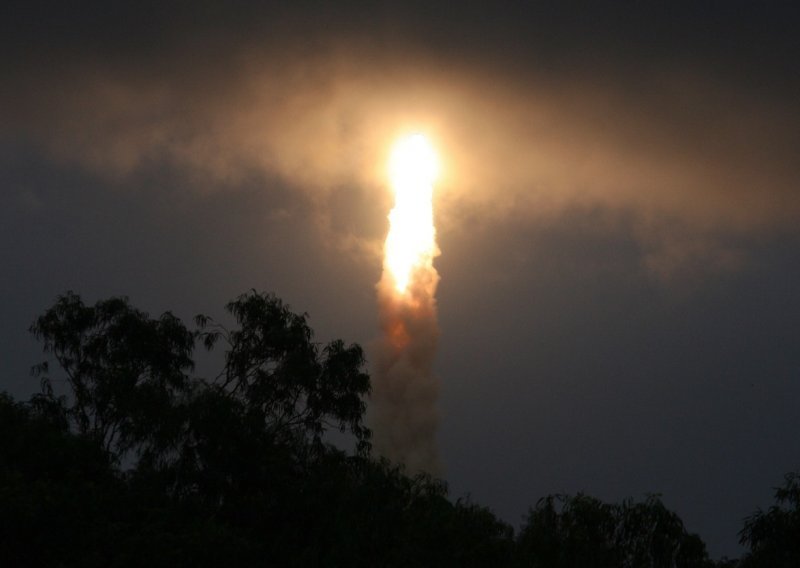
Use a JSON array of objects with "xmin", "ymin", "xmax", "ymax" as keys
[{"xmin": 384, "ymin": 133, "xmax": 439, "ymax": 294}]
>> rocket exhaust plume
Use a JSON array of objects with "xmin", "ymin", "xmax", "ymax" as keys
[{"xmin": 372, "ymin": 133, "xmax": 442, "ymax": 474}]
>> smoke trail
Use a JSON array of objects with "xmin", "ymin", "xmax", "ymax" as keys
[
  {"xmin": 373, "ymin": 264, "xmax": 441, "ymax": 474},
  {"xmin": 371, "ymin": 134, "xmax": 442, "ymax": 474}
]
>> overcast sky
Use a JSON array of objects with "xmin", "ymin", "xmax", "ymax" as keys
[{"xmin": 2, "ymin": 1, "xmax": 799, "ymax": 557}]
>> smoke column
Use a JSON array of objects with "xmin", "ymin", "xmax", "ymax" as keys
[{"xmin": 372, "ymin": 134, "xmax": 442, "ymax": 474}]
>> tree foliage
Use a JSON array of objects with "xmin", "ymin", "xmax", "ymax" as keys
[
  {"xmin": 738, "ymin": 471, "xmax": 800, "ymax": 567},
  {"xmin": 516, "ymin": 493, "xmax": 713, "ymax": 567},
  {"xmin": 196, "ymin": 291, "xmax": 371, "ymax": 453},
  {"xmin": 30, "ymin": 291, "xmax": 194, "ymax": 460},
  {"xmin": 6, "ymin": 289, "xmax": 790, "ymax": 566},
  {"xmin": 12, "ymin": 290, "xmax": 516, "ymax": 566}
]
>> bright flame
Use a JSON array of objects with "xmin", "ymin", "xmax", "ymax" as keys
[{"xmin": 385, "ymin": 134, "xmax": 439, "ymax": 294}]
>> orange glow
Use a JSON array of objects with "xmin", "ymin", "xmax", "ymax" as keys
[
  {"xmin": 386, "ymin": 321, "xmax": 411, "ymax": 349},
  {"xmin": 384, "ymin": 133, "xmax": 439, "ymax": 294}
]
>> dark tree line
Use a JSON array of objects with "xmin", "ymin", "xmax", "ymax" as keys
[{"xmin": 0, "ymin": 291, "xmax": 797, "ymax": 566}]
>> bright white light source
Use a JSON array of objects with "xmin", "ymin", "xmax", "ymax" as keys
[{"xmin": 384, "ymin": 134, "xmax": 439, "ymax": 294}]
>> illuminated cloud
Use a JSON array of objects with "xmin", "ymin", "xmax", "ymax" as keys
[{"xmin": 3, "ymin": 4, "xmax": 797, "ymax": 256}]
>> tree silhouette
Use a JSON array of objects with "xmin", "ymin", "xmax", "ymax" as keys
[
  {"xmin": 15, "ymin": 290, "xmax": 523, "ymax": 565},
  {"xmin": 2, "ymin": 290, "xmax": 757, "ymax": 566},
  {"xmin": 195, "ymin": 290, "xmax": 371, "ymax": 454},
  {"xmin": 517, "ymin": 493, "xmax": 615, "ymax": 567},
  {"xmin": 30, "ymin": 291, "xmax": 194, "ymax": 461},
  {"xmin": 739, "ymin": 471, "xmax": 800, "ymax": 567},
  {"xmin": 516, "ymin": 493, "xmax": 713, "ymax": 567}
]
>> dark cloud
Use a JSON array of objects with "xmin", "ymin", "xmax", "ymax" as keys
[
  {"xmin": 2, "ymin": 1, "xmax": 799, "ymax": 557},
  {"xmin": 4, "ymin": 2, "xmax": 798, "ymax": 250}
]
